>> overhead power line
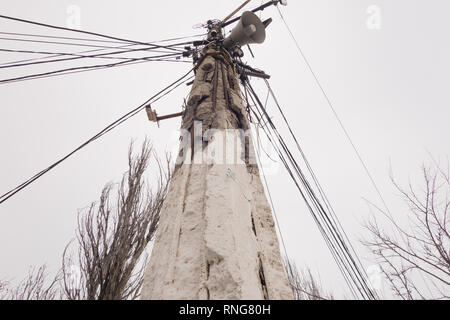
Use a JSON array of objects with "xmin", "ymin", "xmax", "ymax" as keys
[
  {"xmin": 0, "ymin": 68, "xmax": 194, "ymax": 205},
  {"xmin": 0, "ymin": 53, "xmax": 187, "ymax": 85},
  {"xmin": 244, "ymin": 81, "xmax": 361, "ymax": 299},
  {"xmin": 0, "ymin": 36, "xmax": 196, "ymax": 67},
  {"xmin": 0, "ymin": 47, "xmax": 178, "ymax": 65},
  {"xmin": 251, "ymin": 126, "xmax": 290, "ymax": 261},
  {"xmin": 0, "ymin": 14, "xmax": 183, "ymax": 51},
  {"xmin": 263, "ymin": 78, "xmax": 368, "ymax": 272},
  {"xmin": 262, "ymin": 79, "xmax": 379, "ymax": 299},
  {"xmin": 276, "ymin": 6, "xmax": 392, "ymax": 219},
  {"xmin": 0, "ymin": 43, "xmax": 134, "ymax": 67},
  {"xmin": 0, "ymin": 31, "xmax": 205, "ymax": 46},
  {"xmin": 243, "ymin": 78, "xmax": 378, "ymax": 300},
  {"xmin": 0, "ymin": 36, "xmax": 186, "ymax": 52},
  {"xmin": 0, "ymin": 57, "xmax": 190, "ymax": 85},
  {"xmin": 0, "ymin": 42, "xmax": 189, "ymax": 70}
]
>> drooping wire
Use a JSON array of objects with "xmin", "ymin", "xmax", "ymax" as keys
[
  {"xmin": 242, "ymin": 84, "xmax": 290, "ymax": 259},
  {"xmin": 0, "ymin": 57, "xmax": 191, "ymax": 85},
  {"xmin": 247, "ymin": 82, "xmax": 363, "ymax": 299},
  {"xmin": 0, "ymin": 46, "xmax": 183, "ymax": 67},
  {"xmin": 0, "ymin": 14, "xmax": 185, "ymax": 52},
  {"xmin": 262, "ymin": 78, "xmax": 380, "ymax": 298},
  {"xmin": 262, "ymin": 79, "xmax": 373, "ymax": 283},
  {"xmin": 0, "ymin": 53, "xmax": 186, "ymax": 85},
  {"xmin": 276, "ymin": 6, "xmax": 392, "ymax": 220},
  {"xmin": 244, "ymin": 78, "xmax": 377, "ymax": 299},
  {"xmin": 0, "ymin": 42, "xmax": 189, "ymax": 70},
  {"xmin": 0, "ymin": 36, "xmax": 186, "ymax": 52},
  {"xmin": 0, "ymin": 36, "xmax": 195, "ymax": 67},
  {"xmin": 244, "ymin": 80, "xmax": 361, "ymax": 299},
  {"xmin": 250, "ymin": 123, "xmax": 289, "ymax": 259},
  {"xmin": 0, "ymin": 31, "xmax": 205, "ymax": 46},
  {"xmin": 249, "ymin": 80, "xmax": 374, "ymax": 299},
  {"xmin": 0, "ymin": 68, "xmax": 194, "ymax": 204}
]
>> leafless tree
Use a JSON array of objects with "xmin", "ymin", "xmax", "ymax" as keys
[
  {"xmin": 0, "ymin": 280, "xmax": 9, "ymax": 299},
  {"xmin": 283, "ymin": 257, "xmax": 333, "ymax": 300},
  {"xmin": 0, "ymin": 265, "xmax": 59, "ymax": 300},
  {"xmin": 363, "ymin": 161, "xmax": 450, "ymax": 299},
  {"xmin": 61, "ymin": 140, "xmax": 171, "ymax": 300}
]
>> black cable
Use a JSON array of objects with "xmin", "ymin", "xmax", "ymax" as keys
[
  {"xmin": 276, "ymin": 6, "xmax": 392, "ymax": 223},
  {"xmin": 262, "ymin": 79, "xmax": 378, "ymax": 299},
  {"xmin": 0, "ymin": 45, "xmax": 184, "ymax": 70},
  {"xmin": 0, "ymin": 53, "xmax": 184, "ymax": 85},
  {"xmin": 248, "ymin": 82, "xmax": 368, "ymax": 298},
  {"xmin": 0, "ymin": 47, "xmax": 177, "ymax": 64},
  {"xmin": 251, "ymin": 125, "xmax": 289, "ymax": 259},
  {"xmin": 263, "ymin": 79, "xmax": 378, "ymax": 299},
  {"xmin": 245, "ymin": 79, "xmax": 375, "ymax": 299},
  {"xmin": 0, "ymin": 14, "xmax": 185, "ymax": 52},
  {"xmin": 246, "ymin": 80, "xmax": 377, "ymax": 299},
  {"xmin": 0, "ymin": 41, "xmax": 178, "ymax": 67},
  {"xmin": 0, "ymin": 36, "xmax": 185, "ymax": 53},
  {"xmin": 0, "ymin": 57, "xmax": 190, "ymax": 85},
  {"xmin": 0, "ymin": 31, "xmax": 206, "ymax": 46},
  {"xmin": 245, "ymin": 81, "xmax": 362, "ymax": 299},
  {"xmin": 0, "ymin": 68, "xmax": 194, "ymax": 205}
]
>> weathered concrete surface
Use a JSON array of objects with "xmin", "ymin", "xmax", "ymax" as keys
[{"xmin": 141, "ymin": 47, "xmax": 293, "ymax": 300}]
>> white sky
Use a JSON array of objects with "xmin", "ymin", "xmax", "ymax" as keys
[{"xmin": 0, "ymin": 0, "xmax": 449, "ymax": 299}]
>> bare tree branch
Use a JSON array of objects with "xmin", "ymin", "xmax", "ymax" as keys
[
  {"xmin": 283, "ymin": 257, "xmax": 333, "ymax": 300},
  {"xmin": 363, "ymin": 161, "xmax": 450, "ymax": 300},
  {"xmin": 1, "ymin": 265, "xmax": 59, "ymax": 300},
  {"xmin": 61, "ymin": 139, "xmax": 171, "ymax": 300}
]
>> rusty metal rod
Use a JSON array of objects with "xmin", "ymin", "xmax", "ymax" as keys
[
  {"xmin": 221, "ymin": 0, "xmax": 278, "ymax": 28},
  {"xmin": 221, "ymin": 0, "xmax": 253, "ymax": 25},
  {"xmin": 156, "ymin": 111, "xmax": 183, "ymax": 121}
]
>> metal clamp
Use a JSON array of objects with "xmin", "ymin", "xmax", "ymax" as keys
[{"xmin": 145, "ymin": 104, "xmax": 184, "ymax": 127}]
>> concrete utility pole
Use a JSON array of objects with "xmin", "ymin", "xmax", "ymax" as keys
[{"xmin": 142, "ymin": 11, "xmax": 293, "ymax": 300}]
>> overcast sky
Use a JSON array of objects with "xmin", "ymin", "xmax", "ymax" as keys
[{"xmin": 0, "ymin": 0, "xmax": 449, "ymax": 299}]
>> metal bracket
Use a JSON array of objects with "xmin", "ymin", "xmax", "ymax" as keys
[
  {"xmin": 145, "ymin": 104, "xmax": 183, "ymax": 127},
  {"xmin": 145, "ymin": 104, "xmax": 158, "ymax": 122},
  {"xmin": 237, "ymin": 64, "xmax": 271, "ymax": 80}
]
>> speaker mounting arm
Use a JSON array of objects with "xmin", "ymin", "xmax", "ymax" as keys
[
  {"xmin": 221, "ymin": 0, "xmax": 284, "ymax": 28},
  {"xmin": 237, "ymin": 62, "xmax": 271, "ymax": 80}
]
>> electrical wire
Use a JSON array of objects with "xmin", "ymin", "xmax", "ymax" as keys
[
  {"xmin": 250, "ymin": 81, "xmax": 373, "ymax": 299},
  {"xmin": 247, "ymin": 82, "xmax": 362, "ymax": 298},
  {"xmin": 251, "ymin": 125, "xmax": 289, "ymax": 259},
  {"xmin": 0, "ymin": 44, "xmax": 186, "ymax": 70},
  {"xmin": 0, "ymin": 31, "xmax": 206, "ymax": 46},
  {"xmin": 244, "ymin": 80, "xmax": 361, "ymax": 299},
  {"xmin": 0, "ymin": 38, "xmax": 189, "ymax": 67},
  {"xmin": 244, "ymin": 78, "xmax": 377, "ymax": 299},
  {"xmin": 261, "ymin": 79, "xmax": 380, "ymax": 299},
  {"xmin": 0, "ymin": 68, "xmax": 194, "ymax": 205},
  {"xmin": 0, "ymin": 36, "xmax": 187, "ymax": 52},
  {"xmin": 0, "ymin": 14, "xmax": 185, "ymax": 52},
  {"xmin": 263, "ymin": 78, "xmax": 371, "ymax": 283},
  {"xmin": 0, "ymin": 47, "xmax": 178, "ymax": 64},
  {"xmin": 276, "ymin": 6, "xmax": 392, "ymax": 220},
  {"xmin": 0, "ymin": 36, "xmax": 144, "ymax": 50},
  {"xmin": 0, "ymin": 53, "xmax": 185, "ymax": 85},
  {"xmin": 0, "ymin": 58, "xmax": 191, "ymax": 85}
]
